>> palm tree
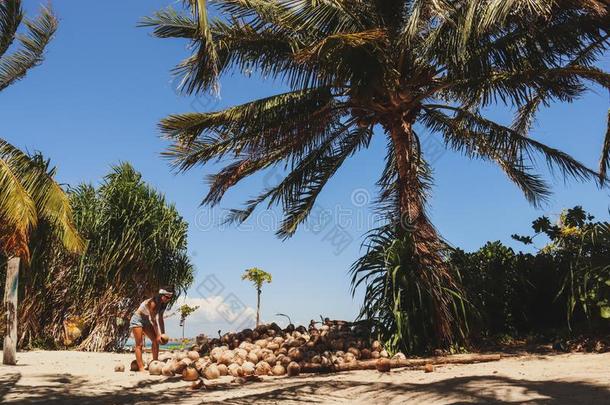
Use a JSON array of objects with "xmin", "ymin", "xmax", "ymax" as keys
[
  {"xmin": 241, "ymin": 267, "xmax": 272, "ymax": 327},
  {"xmin": 144, "ymin": 1, "xmax": 610, "ymax": 346},
  {"xmin": 0, "ymin": 1, "xmax": 84, "ymax": 365}
]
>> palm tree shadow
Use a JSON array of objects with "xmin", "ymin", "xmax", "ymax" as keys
[
  {"xmin": 0, "ymin": 372, "xmax": 608, "ymax": 404},
  {"xmin": 215, "ymin": 375, "xmax": 610, "ymax": 404},
  {"xmin": 0, "ymin": 373, "xmax": 21, "ymax": 402}
]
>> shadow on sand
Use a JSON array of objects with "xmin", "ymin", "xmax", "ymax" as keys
[{"xmin": 1, "ymin": 372, "xmax": 608, "ymax": 404}]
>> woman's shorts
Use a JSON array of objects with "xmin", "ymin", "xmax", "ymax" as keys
[{"xmin": 129, "ymin": 313, "xmax": 152, "ymax": 330}]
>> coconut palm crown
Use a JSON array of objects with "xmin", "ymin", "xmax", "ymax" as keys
[{"xmin": 144, "ymin": 0, "xmax": 610, "ymax": 343}]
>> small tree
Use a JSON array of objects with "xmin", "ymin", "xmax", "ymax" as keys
[
  {"xmin": 179, "ymin": 304, "xmax": 199, "ymax": 342},
  {"xmin": 241, "ymin": 268, "xmax": 272, "ymax": 327}
]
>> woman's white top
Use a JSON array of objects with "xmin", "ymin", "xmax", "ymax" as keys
[{"xmin": 137, "ymin": 299, "xmax": 152, "ymax": 317}]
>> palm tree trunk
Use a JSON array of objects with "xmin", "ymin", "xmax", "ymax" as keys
[
  {"xmin": 387, "ymin": 117, "xmax": 457, "ymax": 344},
  {"xmin": 256, "ymin": 287, "xmax": 261, "ymax": 327},
  {"xmin": 3, "ymin": 256, "xmax": 20, "ymax": 365}
]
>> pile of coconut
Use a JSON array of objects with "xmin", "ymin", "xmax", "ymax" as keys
[
  {"xmin": 178, "ymin": 319, "xmax": 401, "ymax": 380},
  {"xmin": 116, "ymin": 319, "xmax": 503, "ymax": 382}
]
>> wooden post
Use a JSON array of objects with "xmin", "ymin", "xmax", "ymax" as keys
[{"xmin": 3, "ymin": 256, "xmax": 20, "ymax": 365}]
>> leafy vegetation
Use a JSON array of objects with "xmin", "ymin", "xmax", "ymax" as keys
[
  {"xmin": 144, "ymin": 0, "xmax": 610, "ymax": 348},
  {"xmin": 1, "ymin": 163, "xmax": 194, "ymax": 351},
  {"xmin": 352, "ymin": 206, "xmax": 609, "ymax": 353},
  {"xmin": 455, "ymin": 206, "xmax": 610, "ymax": 343}
]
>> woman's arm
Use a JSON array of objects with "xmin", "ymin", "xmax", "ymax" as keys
[
  {"xmin": 147, "ymin": 301, "xmax": 162, "ymax": 340},
  {"xmin": 158, "ymin": 310, "xmax": 166, "ymax": 335}
]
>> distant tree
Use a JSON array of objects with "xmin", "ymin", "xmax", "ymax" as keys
[
  {"xmin": 242, "ymin": 268, "xmax": 272, "ymax": 327},
  {"xmin": 179, "ymin": 304, "xmax": 199, "ymax": 341}
]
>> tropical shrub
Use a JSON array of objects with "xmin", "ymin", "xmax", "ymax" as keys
[
  {"xmin": 1, "ymin": 163, "xmax": 194, "ymax": 351},
  {"xmin": 351, "ymin": 227, "xmax": 467, "ymax": 354}
]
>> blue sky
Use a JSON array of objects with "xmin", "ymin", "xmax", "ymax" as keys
[{"xmin": 2, "ymin": 1, "xmax": 609, "ymax": 337}]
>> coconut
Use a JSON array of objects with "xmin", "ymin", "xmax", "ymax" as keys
[
  {"xmin": 114, "ymin": 364, "xmax": 125, "ymax": 372},
  {"xmin": 312, "ymin": 355, "xmax": 322, "ymax": 364},
  {"xmin": 160, "ymin": 334, "xmax": 170, "ymax": 345},
  {"xmin": 172, "ymin": 360, "xmax": 188, "ymax": 374},
  {"xmin": 392, "ymin": 352, "xmax": 406, "ymax": 361},
  {"xmin": 272, "ymin": 364, "xmax": 286, "ymax": 376},
  {"xmin": 204, "ymin": 364, "xmax": 221, "ymax": 380},
  {"xmin": 263, "ymin": 353, "xmax": 277, "ymax": 366},
  {"xmin": 235, "ymin": 348, "xmax": 248, "ymax": 359},
  {"xmin": 267, "ymin": 342, "xmax": 280, "ymax": 352},
  {"xmin": 187, "ymin": 351, "xmax": 200, "ymax": 361},
  {"xmin": 276, "ymin": 347, "xmax": 288, "ymax": 356},
  {"xmin": 161, "ymin": 363, "xmax": 173, "ymax": 376},
  {"xmin": 376, "ymin": 358, "xmax": 391, "ymax": 372},
  {"xmin": 286, "ymin": 361, "xmax": 301, "ymax": 377},
  {"xmin": 194, "ymin": 359, "xmax": 210, "ymax": 375},
  {"xmin": 255, "ymin": 339, "xmax": 268, "ymax": 349},
  {"xmin": 159, "ymin": 353, "xmax": 173, "ymax": 362},
  {"xmin": 255, "ymin": 361, "xmax": 272, "ymax": 376},
  {"xmin": 242, "ymin": 361, "xmax": 256, "ymax": 376},
  {"xmin": 228, "ymin": 363, "xmax": 244, "ymax": 377},
  {"xmin": 181, "ymin": 358, "xmax": 193, "ymax": 367},
  {"xmin": 247, "ymin": 351, "xmax": 259, "ymax": 364},
  {"xmin": 219, "ymin": 350, "xmax": 234, "ymax": 365},
  {"xmin": 424, "ymin": 363, "xmax": 434, "ymax": 373},
  {"xmin": 343, "ymin": 352, "xmax": 356, "ymax": 363},
  {"xmin": 379, "ymin": 350, "xmax": 389, "ymax": 358},
  {"xmin": 371, "ymin": 351, "xmax": 380, "ymax": 359},
  {"xmin": 371, "ymin": 340, "xmax": 382, "ymax": 351},
  {"xmin": 320, "ymin": 356, "xmax": 332, "ymax": 367},
  {"xmin": 210, "ymin": 347, "xmax": 224, "ymax": 362},
  {"xmin": 256, "ymin": 350, "xmax": 269, "ymax": 362},
  {"xmin": 183, "ymin": 366, "xmax": 200, "ymax": 381},
  {"xmin": 347, "ymin": 347, "xmax": 360, "ymax": 359},
  {"xmin": 233, "ymin": 356, "xmax": 245, "ymax": 366},
  {"xmin": 217, "ymin": 364, "xmax": 229, "ymax": 376},
  {"xmin": 175, "ymin": 351, "xmax": 188, "ymax": 362},
  {"xmin": 130, "ymin": 360, "xmax": 140, "ymax": 372},
  {"xmin": 360, "ymin": 349, "xmax": 372, "ymax": 360},
  {"xmin": 287, "ymin": 348, "xmax": 302, "ymax": 361},
  {"xmin": 149, "ymin": 361, "xmax": 163, "ymax": 375}
]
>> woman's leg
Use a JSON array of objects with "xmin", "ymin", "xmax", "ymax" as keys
[
  {"xmin": 142, "ymin": 323, "xmax": 159, "ymax": 361},
  {"xmin": 132, "ymin": 327, "xmax": 146, "ymax": 371}
]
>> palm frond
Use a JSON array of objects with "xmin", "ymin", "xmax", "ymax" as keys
[
  {"xmin": 0, "ymin": 139, "xmax": 38, "ymax": 247},
  {"xmin": 0, "ymin": 0, "xmax": 22, "ymax": 57},
  {"xmin": 139, "ymin": 7, "xmax": 198, "ymax": 39},
  {"xmin": 599, "ymin": 109, "xmax": 610, "ymax": 185},
  {"xmin": 421, "ymin": 105, "xmax": 600, "ymax": 205},
  {"xmin": 0, "ymin": 139, "xmax": 84, "ymax": 256},
  {"xmin": 178, "ymin": 0, "xmax": 220, "ymax": 94},
  {"xmin": 0, "ymin": 5, "xmax": 57, "ymax": 92}
]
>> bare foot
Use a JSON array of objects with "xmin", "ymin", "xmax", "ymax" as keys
[{"xmin": 138, "ymin": 367, "xmax": 146, "ymax": 372}]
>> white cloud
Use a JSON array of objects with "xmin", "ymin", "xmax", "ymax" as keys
[{"xmin": 162, "ymin": 296, "xmax": 257, "ymax": 338}]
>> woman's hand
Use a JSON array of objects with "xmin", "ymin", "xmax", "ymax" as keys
[{"xmin": 155, "ymin": 334, "xmax": 163, "ymax": 344}]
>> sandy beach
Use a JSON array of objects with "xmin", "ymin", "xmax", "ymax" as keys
[{"xmin": 0, "ymin": 350, "xmax": 608, "ymax": 404}]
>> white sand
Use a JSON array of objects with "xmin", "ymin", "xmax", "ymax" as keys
[{"xmin": 0, "ymin": 350, "xmax": 609, "ymax": 404}]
